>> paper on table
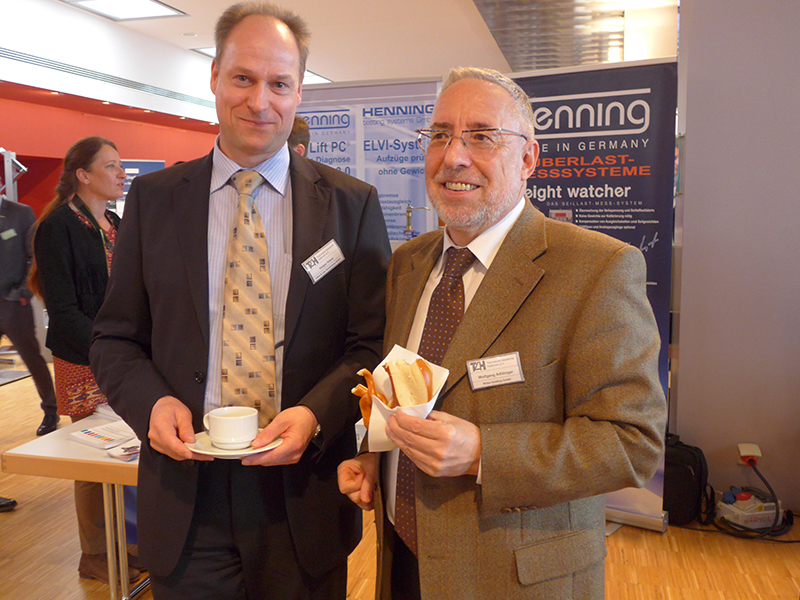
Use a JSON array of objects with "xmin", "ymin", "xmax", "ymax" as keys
[{"xmin": 367, "ymin": 344, "xmax": 449, "ymax": 452}]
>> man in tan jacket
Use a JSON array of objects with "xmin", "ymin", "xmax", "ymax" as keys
[{"xmin": 339, "ymin": 67, "xmax": 666, "ymax": 600}]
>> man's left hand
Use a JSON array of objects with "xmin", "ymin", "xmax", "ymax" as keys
[
  {"xmin": 242, "ymin": 405, "xmax": 318, "ymax": 466},
  {"xmin": 386, "ymin": 410, "xmax": 481, "ymax": 477}
]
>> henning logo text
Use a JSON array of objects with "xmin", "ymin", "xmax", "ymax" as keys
[
  {"xmin": 531, "ymin": 88, "xmax": 651, "ymax": 140},
  {"xmin": 301, "ymin": 110, "xmax": 351, "ymax": 130}
]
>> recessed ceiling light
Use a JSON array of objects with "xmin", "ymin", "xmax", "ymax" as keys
[
  {"xmin": 50, "ymin": 91, "xmax": 60, "ymax": 95},
  {"xmin": 66, "ymin": 0, "xmax": 183, "ymax": 21},
  {"xmin": 102, "ymin": 101, "xmax": 110, "ymax": 104},
  {"xmin": 182, "ymin": 32, "xmax": 197, "ymax": 37}
]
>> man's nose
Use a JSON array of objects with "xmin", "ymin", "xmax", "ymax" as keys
[
  {"xmin": 248, "ymin": 84, "xmax": 271, "ymax": 113},
  {"xmin": 442, "ymin": 134, "xmax": 472, "ymax": 168}
]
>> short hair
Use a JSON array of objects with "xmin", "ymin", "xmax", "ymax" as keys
[
  {"xmin": 288, "ymin": 116, "xmax": 310, "ymax": 152},
  {"xmin": 441, "ymin": 67, "xmax": 536, "ymax": 139},
  {"xmin": 215, "ymin": 2, "xmax": 310, "ymax": 77}
]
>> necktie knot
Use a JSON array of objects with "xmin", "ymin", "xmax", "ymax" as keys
[
  {"xmin": 231, "ymin": 170, "xmax": 265, "ymax": 197},
  {"xmin": 442, "ymin": 247, "xmax": 476, "ymax": 280}
]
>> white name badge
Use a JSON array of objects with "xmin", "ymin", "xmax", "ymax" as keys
[
  {"xmin": 1, "ymin": 228, "xmax": 18, "ymax": 241},
  {"xmin": 302, "ymin": 239, "xmax": 344, "ymax": 284},
  {"xmin": 466, "ymin": 352, "xmax": 525, "ymax": 390}
]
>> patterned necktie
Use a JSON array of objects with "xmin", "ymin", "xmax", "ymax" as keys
[
  {"xmin": 395, "ymin": 246, "xmax": 477, "ymax": 556},
  {"xmin": 220, "ymin": 170, "xmax": 278, "ymax": 427}
]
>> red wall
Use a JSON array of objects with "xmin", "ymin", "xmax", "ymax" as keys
[{"xmin": 1, "ymin": 97, "xmax": 218, "ymax": 216}]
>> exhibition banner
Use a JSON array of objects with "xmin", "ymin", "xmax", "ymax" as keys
[
  {"xmin": 515, "ymin": 61, "xmax": 676, "ymax": 401},
  {"xmin": 516, "ymin": 60, "xmax": 677, "ymax": 530},
  {"xmin": 300, "ymin": 81, "xmax": 439, "ymax": 241}
]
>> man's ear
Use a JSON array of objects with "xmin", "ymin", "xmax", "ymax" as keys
[
  {"xmin": 521, "ymin": 139, "xmax": 540, "ymax": 180},
  {"xmin": 210, "ymin": 59, "xmax": 219, "ymax": 95}
]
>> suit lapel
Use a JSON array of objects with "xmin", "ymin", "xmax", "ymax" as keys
[
  {"xmin": 283, "ymin": 154, "xmax": 330, "ymax": 351},
  {"xmin": 439, "ymin": 203, "xmax": 547, "ymax": 398},
  {"xmin": 172, "ymin": 154, "xmax": 213, "ymax": 347}
]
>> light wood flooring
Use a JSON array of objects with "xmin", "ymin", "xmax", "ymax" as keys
[{"xmin": 1, "ymin": 363, "xmax": 798, "ymax": 599}]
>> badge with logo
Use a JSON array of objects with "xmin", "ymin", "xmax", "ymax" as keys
[
  {"xmin": 466, "ymin": 352, "xmax": 524, "ymax": 390},
  {"xmin": 302, "ymin": 239, "xmax": 344, "ymax": 284},
  {"xmin": 1, "ymin": 228, "xmax": 18, "ymax": 241}
]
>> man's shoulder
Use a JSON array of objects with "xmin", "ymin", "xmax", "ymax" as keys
[
  {"xmin": 2, "ymin": 199, "xmax": 35, "ymax": 220},
  {"xmin": 542, "ymin": 211, "xmax": 629, "ymax": 254}
]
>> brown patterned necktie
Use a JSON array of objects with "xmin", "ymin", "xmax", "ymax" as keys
[
  {"xmin": 220, "ymin": 170, "xmax": 278, "ymax": 427},
  {"xmin": 395, "ymin": 246, "xmax": 476, "ymax": 556}
]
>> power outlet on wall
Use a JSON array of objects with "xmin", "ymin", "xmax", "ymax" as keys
[{"xmin": 737, "ymin": 442, "xmax": 762, "ymax": 465}]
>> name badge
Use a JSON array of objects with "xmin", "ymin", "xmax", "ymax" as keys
[
  {"xmin": 1, "ymin": 228, "xmax": 18, "ymax": 241},
  {"xmin": 466, "ymin": 352, "xmax": 524, "ymax": 390},
  {"xmin": 302, "ymin": 239, "xmax": 344, "ymax": 284}
]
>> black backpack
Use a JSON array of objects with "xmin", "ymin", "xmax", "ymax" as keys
[{"xmin": 662, "ymin": 433, "xmax": 715, "ymax": 526}]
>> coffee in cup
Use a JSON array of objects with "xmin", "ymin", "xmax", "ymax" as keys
[{"xmin": 203, "ymin": 406, "xmax": 258, "ymax": 450}]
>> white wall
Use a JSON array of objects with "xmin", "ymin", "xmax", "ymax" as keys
[
  {"xmin": 1, "ymin": 0, "xmax": 216, "ymax": 122},
  {"xmin": 674, "ymin": 0, "xmax": 800, "ymax": 509}
]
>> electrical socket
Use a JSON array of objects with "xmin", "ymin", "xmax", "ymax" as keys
[{"xmin": 738, "ymin": 442, "xmax": 762, "ymax": 465}]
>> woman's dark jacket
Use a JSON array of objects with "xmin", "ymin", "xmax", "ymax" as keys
[{"xmin": 34, "ymin": 203, "xmax": 120, "ymax": 365}]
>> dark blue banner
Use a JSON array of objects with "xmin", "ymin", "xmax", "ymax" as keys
[{"xmin": 516, "ymin": 62, "xmax": 677, "ymax": 400}]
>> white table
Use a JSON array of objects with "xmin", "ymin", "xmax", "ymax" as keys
[{"xmin": 2, "ymin": 414, "xmax": 148, "ymax": 600}]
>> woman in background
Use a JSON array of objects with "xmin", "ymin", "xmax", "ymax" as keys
[{"xmin": 28, "ymin": 136, "xmax": 141, "ymax": 584}]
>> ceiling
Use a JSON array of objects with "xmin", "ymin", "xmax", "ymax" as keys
[
  {"xmin": 3, "ymin": 1, "xmax": 677, "ymax": 133},
  {"xmin": 65, "ymin": 0, "xmax": 678, "ymax": 82}
]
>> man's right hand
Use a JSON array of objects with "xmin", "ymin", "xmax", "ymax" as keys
[
  {"xmin": 337, "ymin": 453, "xmax": 378, "ymax": 511},
  {"xmin": 148, "ymin": 395, "xmax": 212, "ymax": 461}
]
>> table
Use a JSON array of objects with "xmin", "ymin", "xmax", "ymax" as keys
[{"xmin": 1, "ymin": 414, "xmax": 148, "ymax": 600}]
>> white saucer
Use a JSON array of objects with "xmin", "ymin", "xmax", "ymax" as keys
[{"xmin": 187, "ymin": 432, "xmax": 284, "ymax": 459}]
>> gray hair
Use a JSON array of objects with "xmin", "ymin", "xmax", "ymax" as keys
[
  {"xmin": 215, "ymin": 2, "xmax": 310, "ymax": 77},
  {"xmin": 442, "ymin": 67, "xmax": 535, "ymax": 138}
]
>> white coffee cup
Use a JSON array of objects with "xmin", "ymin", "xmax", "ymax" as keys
[{"xmin": 203, "ymin": 406, "xmax": 258, "ymax": 450}]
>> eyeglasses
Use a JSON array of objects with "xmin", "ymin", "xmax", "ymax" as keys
[{"xmin": 415, "ymin": 128, "xmax": 528, "ymax": 157}]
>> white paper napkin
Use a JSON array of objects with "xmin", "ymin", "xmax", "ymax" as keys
[{"xmin": 367, "ymin": 344, "xmax": 449, "ymax": 452}]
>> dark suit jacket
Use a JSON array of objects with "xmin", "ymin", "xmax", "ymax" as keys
[
  {"xmin": 90, "ymin": 151, "xmax": 391, "ymax": 578},
  {"xmin": 375, "ymin": 203, "xmax": 666, "ymax": 599}
]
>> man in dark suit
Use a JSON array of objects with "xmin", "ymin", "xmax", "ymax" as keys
[
  {"xmin": 0, "ymin": 197, "xmax": 58, "ymax": 436},
  {"xmin": 90, "ymin": 3, "xmax": 390, "ymax": 599},
  {"xmin": 339, "ymin": 68, "xmax": 666, "ymax": 599}
]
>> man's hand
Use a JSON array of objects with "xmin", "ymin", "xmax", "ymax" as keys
[
  {"xmin": 386, "ymin": 410, "xmax": 481, "ymax": 477},
  {"xmin": 242, "ymin": 405, "xmax": 317, "ymax": 466},
  {"xmin": 338, "ymin": 453, "xmax": 378, "ymax": 510},
  {"xmin": 148, "ymin": 395, "xmax": 212, "ymax": 461},
  {"xmin": 19, "ymin": 297, "xmax": 28, "ymax": 306}
]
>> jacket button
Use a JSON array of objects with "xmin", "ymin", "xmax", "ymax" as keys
[
  {"xmin": 195, "ymin": 371, "xmax": 205, "ymax": 383},
  {"xmin": 501, "ymin": 508, "xmax": 512, "ymax": 514}
]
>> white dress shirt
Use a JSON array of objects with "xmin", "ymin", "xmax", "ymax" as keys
[
  {"xmin": 384, "ymin": 197, "xmax": 527, "ymax": 525},
  {"xmin": 204, "ymin": 140, "xmax": 293, "ymax": 415}
]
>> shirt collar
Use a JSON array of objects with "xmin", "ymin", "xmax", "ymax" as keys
[
  {"xmin": 441, "ymin": 196, "xmax": 526, "ymax": 272},
  {"xmin": 211, "ymin": 137, "xmax": 291, "ymax": 196}
]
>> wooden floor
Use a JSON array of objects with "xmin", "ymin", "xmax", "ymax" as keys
[{"xmin": 2, "ymin": 362, "xmax": 798, "ymax": 599}]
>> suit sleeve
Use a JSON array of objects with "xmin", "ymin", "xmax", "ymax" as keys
[
  {"xmin": 478, "ymin": 245, "xmax": 666, "ymax": 515},
  {"xmin": 90, "ymin": 178, "xmax": 174, "ymax": 440}
]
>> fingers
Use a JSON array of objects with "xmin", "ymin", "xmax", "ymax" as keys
[
  {"xmin": 386, "ymin": 411, "xmax": 481, "ymax": 478},
  {"xmin": 242, "ymin": 406, "xmax": 317, "ymax": 467},
  {"xmin": 148, "ymin": 396, "xmax": 203, "ymax": 462},
  {"xmin": 337, "ymin": 456, "xmax": 377, "ymax": 510}
]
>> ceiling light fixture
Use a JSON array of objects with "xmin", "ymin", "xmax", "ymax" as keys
[{"xmin": 64, "ymin": 0, "xmax": 183, "ymax": 21}]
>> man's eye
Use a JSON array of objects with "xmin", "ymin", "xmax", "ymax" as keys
[
  {"xmin": 430, "ymin": 132, "xmax": 450, "ymax": 142},
  {"xmin": 470, "ymin": 132, "xmax": 492, "ymax": 143}
]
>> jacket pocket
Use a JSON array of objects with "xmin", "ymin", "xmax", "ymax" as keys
[{"xmin": 514, "ymin": 527, "xmax": 606, "ymax": 586}]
